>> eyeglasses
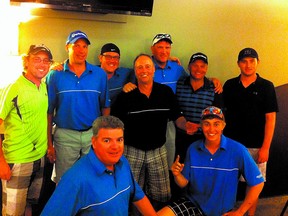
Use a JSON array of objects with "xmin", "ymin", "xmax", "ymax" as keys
[
  {"xmin": 201, "ymin": 106, "xmax": 224, "ymax": 119},
  {"xmin": 153, "ymin": 33, "xmax": 171, "ymax": 41},
  {"xmin": 31, "ymin": 57, "xmax": 52, "ymax": 65},
  {"xmin": 102, "ymin": 54, "xmax": 120, "ymax": 61}
]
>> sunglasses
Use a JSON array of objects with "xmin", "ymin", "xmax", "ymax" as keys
[
  {"xmin": 201, "ymin": 106, "xmax": 224, "ymax": 119},
  {"xmin": 153, "ymin": 33, "xmax": 172, "ymax": 41}
]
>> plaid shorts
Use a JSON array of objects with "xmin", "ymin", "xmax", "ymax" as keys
[
  {"xmin": 124, "ymin": 145, "xmax": 171, "ymax": 202},
  {"xmin": 1, "ymin": 157, "xmax": 45, "ymax": 216},
  {"xmin": 167, "ymin": 197, "xmax": 205, "ymax": 216}
]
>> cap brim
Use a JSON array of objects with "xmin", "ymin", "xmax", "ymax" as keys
[
  {"xmin": 30, "ymin": 48, "xmax": 53, "ymax": 60},
  {"xmin": 67, "ymin": 37, "xmax": 91, "ymax": 45},
  {"xmin": 152, "ymin": 38, "xmax": 173, "ymax": 46}
]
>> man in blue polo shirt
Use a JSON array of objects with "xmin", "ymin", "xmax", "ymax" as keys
[
  {"xmin": 41, "ymin": 116, "xmax": 157, "ymax": 216},
  {"xmin": 46, "ymin": 30, "xmax": 110, "ymax": 183},
  {"xmin": 98, "ymin": 43, "xmax": 135, "ymax": 105},
  {"xmin": 157, "ymin": 106, "xmax": 264, "ymax": 216}
]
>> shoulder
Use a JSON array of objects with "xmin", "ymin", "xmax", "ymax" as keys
[
  {"xmin": 256, "ymin": 75, "xmax": 275, "ymax": 88},
  {"xmin": 155, "ymin": 82, "xmax": 174, "ymax": 93},
  {"xmin": 224, "ymin": 135, "xmax": 247, "ymax": 152}
]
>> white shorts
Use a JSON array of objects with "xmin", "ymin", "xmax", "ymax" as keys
[{"xmin": 239, "ymin": 148, "xmax": 267, "ymax": 182}]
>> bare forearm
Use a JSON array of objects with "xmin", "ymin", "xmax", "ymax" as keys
[
  {"xmin": 174, "ymin": 173, "xmax": 188, "ymax": 188},
  {"xmin": 262, "ymin": 112, "xmax": 276, "ymax": 150},
  {"xmin": 236, "ymin": 183, "xmax": 264, "ymax": 215},
  {"xmin": 133, "ymin": 196, "xmax": 157, "ymax": 216}
]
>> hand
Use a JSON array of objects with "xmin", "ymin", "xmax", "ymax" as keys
[
  {"xmin": 0, "ymin": 159, "xmax": 12, "ymax": 180},
  {"xmin": 257, "ymin": 147, "xmax": 269, "ymax": 163},
  {"xmin": 171, "ymin": 155, "xmax": 185, "ymax": 176},
  {"xmin": 210, "ymin": 77, "xmax": 223, "ymax": 94},
  {"xmin": 186, "ymin": 121, "xmax": 200, "ymax": 135},
  {"xmin": 169, "ymin": 56, "xmax": 181, "ymax": 65},
  {"xmin": 123, "ymin": 82, "xmax": 137, "ymax": 93},
  {"xmin": 47, "ymin": 145, "xmax": 56, "ymax": 164},
  {"xmin": 51, "ymin": 62, "xmax": 64, "ymax": 71}
]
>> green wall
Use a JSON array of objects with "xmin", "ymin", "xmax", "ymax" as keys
[{"xmin": 19, "ymin": 0, "xmax": 288, "ymax": 86}]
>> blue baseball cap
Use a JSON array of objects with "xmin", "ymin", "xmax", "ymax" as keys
[{"xmin": 66, "ymin": 30, "xmax": 91, "ymax": 45}]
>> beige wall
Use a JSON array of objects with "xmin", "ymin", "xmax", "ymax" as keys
[{"xmin": 18, "ymin": 0, "xmax": 288, "ymax": 86}]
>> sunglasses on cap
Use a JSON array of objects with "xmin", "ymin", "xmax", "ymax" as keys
[
  {"xmin": 201, "ymin": 106, "xmax": 224, "ymax": 120},
  {"xmin": 153, "ymin": 33, "xmax": 171, "ymax": 40}
]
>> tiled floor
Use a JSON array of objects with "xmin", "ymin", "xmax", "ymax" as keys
[{"xmin": 236, "ymin": 195, "xmax": 288, "ymax": 216}]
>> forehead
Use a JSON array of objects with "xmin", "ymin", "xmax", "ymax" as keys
[
  {"xmin": 202, "ymin": 118, "xmax": 223, "ymax": 124},
  {"xmin": 239, "ymin": 57, "xmax": 257, "ymax": 62},
  {"xmin": 190, "ymin": 60, "xmax": 207, "ymax": 66},
  {"xmin": 135, "ymin": 56, "xmax": 153, "ymax": 65},
  {"xmin": 73, "ymin": 38, "xmax": 89, "ymax": 45},
  {"xmin": 154, "ymin": 40, "xmax": 171, "ymax": 47},
  {"xmin": 30, "ymin": 51, "xmax": 50, "ymax": 58},
  {"xmin": 102, "ymin": 51, "xmax": 119, "ymax": 56}
]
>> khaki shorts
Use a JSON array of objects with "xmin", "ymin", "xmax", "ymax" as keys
[{"xmin": 239, "ymin": 148, "xmax": 266, "ymax": 182}]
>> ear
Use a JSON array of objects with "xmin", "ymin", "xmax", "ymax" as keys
[
  {"xmin": 91, "ymin": 136, "xmax": 97, "ymax": 148},
  {"xmin": 222, "ymin": 122, "xmax": 226, "ymax": 130},
  {"xmin": 65, "ymin": 44, "xmax": 70, "ymax": 52},
  {"xmin": 98, "ymin": 54, "xmax": 103, "ymax": 63}
]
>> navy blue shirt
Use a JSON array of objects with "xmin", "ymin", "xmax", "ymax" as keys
[{"xmin": 176, "ymin": 76, "xmax": 224, "ymax": 135}]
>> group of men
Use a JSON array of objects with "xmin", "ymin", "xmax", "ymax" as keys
[{"xmin": 0, "ymin": 29, "xmax": 278, "ymax": 216}]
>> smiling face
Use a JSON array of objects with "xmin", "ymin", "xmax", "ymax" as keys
[
  {"xmin": 238, "ymin": 57, "xmax": 259, "ymax": 77},
  {"xmin": 92, "ymin": 128, "xmax": 124, "ymax": 171},
  {"xmin": 134, "ymin": 55, "xmax": 155, "ymax": 85},
  {"xmin": 24, "ymin": 51, "xmax": 51, "ymax": 83},
  {"xmin": 189, "ymin": 59, "xmax": 208, "ymax": 81},
  {"xmin": 99, "ymin": 51, "xmax": 120, "ymax": 75},
  {"xmin": 66, "ymin": 38, "xmax": 89, "ymax": 65},
  {"xmin": 201, "ymin": 118, "xmax": 226, "ymax": 144},
  {"xmin": 151, "ymin": 40, "xmax": 171, "ymax": 67}
]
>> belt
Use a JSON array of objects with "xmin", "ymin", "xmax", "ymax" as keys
[{"xmin": 78, "ymin": 127, "xmax": 92, "ymax": 132}]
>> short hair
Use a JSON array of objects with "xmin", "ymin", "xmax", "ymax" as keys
[
  {"xmin": 92, "ymin": 116, "xmax": 124, "ymax": 137},
  {"xmin": 133, "ymin": 53, "xmax": 153, "ymax": 68}
]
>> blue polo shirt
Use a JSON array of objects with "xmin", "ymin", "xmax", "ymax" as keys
[
  {"xmin": 46, "ymin": 60, "xmax": 110, "ymax": 131},
  {"xmin": 107, "ymin": 67, "xmax": 135, "ymax": 105},
  {"xmin": 41, "ymin": 149, "xmax": 145, "ymax": 216},
  {"xmin": 153, "ymin": 58, "xmax": 188, "ymax": 93},
  {"xmin": 183, "ymin": 135, "xmax": 264, "ymax": 216}
]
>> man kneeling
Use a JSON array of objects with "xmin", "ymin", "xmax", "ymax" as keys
[{"xmin": 158, "ymin": 106, "xmax": 264, "ymax": 216}]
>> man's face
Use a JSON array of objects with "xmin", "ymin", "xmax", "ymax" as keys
[
  {"xmin": 189, "ymin": 60, "xmax": 208, "ymax": 81},
  {"xmin": 134, "ymin": 55, "xmax": 155, "ymax": 84},
  {"xmin": 66, "ymin": 39, "xmax": 89, "ymax": 65},
  {"xmin": 99, "ymin": 51, "xmax": 120, "ymax": 74},
  {"xmin": 151, "ymin": 40, "xmax": 171, "ymax": 64},
  {"xmin": 25, "ymin": 51, "xmax": 51, "ymax": 81},
  {"xmin": 201, "ymin": 118, "xmax": 225, "ymax": 143},
  {"xmin": 237, "ymin": 57, "xmax": 259, "ymax": 77},
  {"xmin": 92, "ymin": 128, "xmax": 124, "ymax": 170}
]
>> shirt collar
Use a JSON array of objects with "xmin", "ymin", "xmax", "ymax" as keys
[
  {"xmin": 197, "ymin": 134, "xmax": 227, "ymax": 151},
  {"xmin": 87, "ymin": 148, "xmax": 124, "ymax": 176},
  {"xmin": 152, "ymin": 56, "xmax": 172, "ymax": 70}
]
